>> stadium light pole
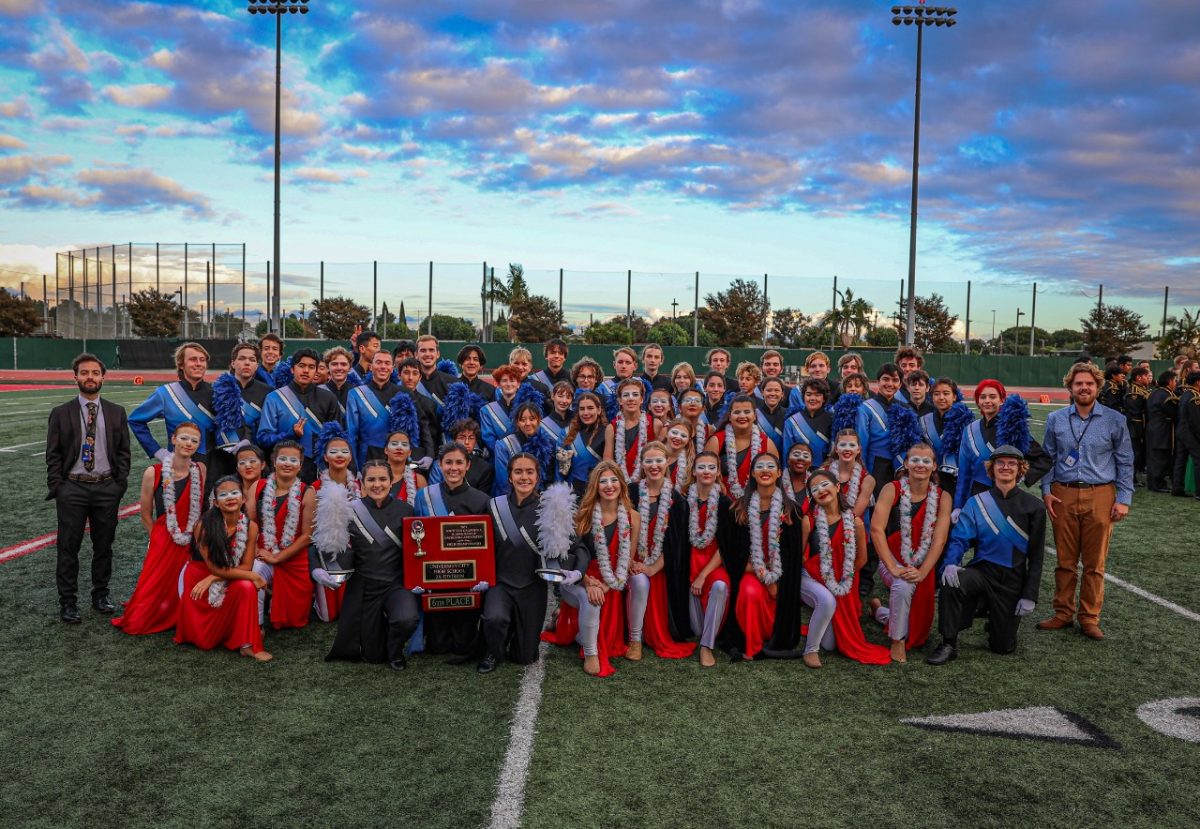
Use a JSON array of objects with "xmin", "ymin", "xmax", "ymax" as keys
[
  {"xmin": 891, "ymin": 4, "xmax": 957, "ymax": 346},
  {"xmin": 246, "ymin": 0, "xmax": 309, "ymax": 336}
]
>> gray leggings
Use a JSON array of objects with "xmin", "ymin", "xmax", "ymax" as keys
[
  {"xmin": 626, "ymin": 573, "xmax": 650, "ymax": 642},
  {"xmin": 688, "ymin": 579, "xmax": 729, "ymax": 649},
  {"xmin": 873, "ymin": 563, "xmax": 917, "ymax": 641},
  {"xmin": 252, "ymin": 560, "xmax": 274, "ymax": 625},
  {"xmin": 559, "ymin": 582, "xmax": 602, "ymax": 657},
  {"xmin": 800, "ymin": 572, "xmax": 836, "ymax": 654}
]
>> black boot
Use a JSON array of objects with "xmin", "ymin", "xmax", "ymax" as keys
[
  {"xmin": 477, "ymin": 654, "xmax": 498, "ymax": 674},
  {"xmin": 388, "ymin": 656, "xmax": 408, "ymax": 672},
  {"xmin": 926, "ymin": 640, "xmax": 958, "ymax": 666}
]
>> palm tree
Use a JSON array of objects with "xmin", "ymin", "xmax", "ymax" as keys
[{"xmin": 822, "ymin": 288, "xmax": 874, "ymax": 348}]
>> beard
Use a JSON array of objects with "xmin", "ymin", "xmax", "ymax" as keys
[{"xmin": 76, "ymin": 378, "xmax": 102, "ymax": 395}]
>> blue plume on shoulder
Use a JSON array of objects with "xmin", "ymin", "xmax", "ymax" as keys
[
  {"xmin": 888, "ymin": 403, "xmax": 922, "ymax": 460},
  {"xmin": 521, "ymin": 427, "xmax": 557, "ymax": 487},
  {"xmin": 640, "ymin": 377, "xmax": 653, "ymax": 409},
  {"xmin": 940, "ymin": 401, "xmax": 975, "ymax": 456},
  {"xmin": 954, "ymin": 385, "xmax": 965, "ymax": 403},
  {"xmin": 996, "ymin": 394, "xmax": 1032, "ymax": 453},
  {"xmin": 513, "ymin": 380, "xmax": 545, "ymax": 412},
  {"xmin": 212, "ymin": 372, "xmax": 245, "ymax": 432},
  {"xmin": 442, "ymin": 382, "xmax": 486, "ymax": 434},
  {"xmin": 831, "ymin": 392, "xmax": 863, "ymax": 434},
  {"xmin": 604, "ymin": 388, "xmax": 620, "ymax": 421},
  {"xmin": 437, "ymin": 358, "xmax": 459, "ymax": 378},
  {"xmin": 343, "ymin": 371, "xmax": 363, "ymax": 389},
  {"xmin": 387, "ymin": 392, "xmax": 421, "ymax": 443},
  {"xmin": 315, "ymin": 422, "xmax": 351, "ymax": 467},
  {"xmin": 271, "ymin": 358, "xmax": 293, "ymax": 389},
  {"xmin": 717, "ymin": 390, "xmax": 736, "ymax": 424}
]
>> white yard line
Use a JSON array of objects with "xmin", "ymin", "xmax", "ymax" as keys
[
  {"xmin": 488, "ymin": 642, "xmax": 550, "ymax": 829},
  {"xmin": 0, "ymin": 441, "xmax": 44, "ymax": 452},
  {"xmin": 1104, "ymin": 572, "xmax": 1200, "ymax": 623}
]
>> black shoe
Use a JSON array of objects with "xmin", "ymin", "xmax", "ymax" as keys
[
  {"xmin": 1171, "ymin": 491, "xmax": 1188, "ymax": 497},
  {"xmin": 477, "ymin": 655, "xmax": 498, "ymax": 674},
  {"xmin": 926, "ymin": 642, "xmax": 957, "ymax": 665},
  {"xmin": 92, "ymin": 597, "xmax": 115, "ymax": 614},
  {"xmin": 387, "ymin": 657, "xmax": 408, "ymax": 672},
  {"xmin": 60, "ymin": 605, "xmax": 81, "ymax": 624}
]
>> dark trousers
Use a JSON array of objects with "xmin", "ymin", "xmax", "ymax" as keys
[
  {"xmin": 206, "ymin": 450, "xmax": 237, "ymax": 493},
  {"xmin": 1129, "ymin": 426, "xmax": 1146, "ymax": 476},
  {"xmin": 859, "ymin": 456, "xmax": 895, "ymax": 598},
  {"xmin": 383, "ymin": 588, "xmax": 421, "ymax": 664},
  {"xmin": 481, "ymin": 581, "xmax": 548, "ymax": 665},
  {"xmin": 938, "ymin": 561, "xmax": 1023, "ymax": 654},
  {"xmin": 299, "ymin": 457, "xmax": 318, "ymax": 486},
  {"xmin": 424, "ymin": 608, "xmax": 483, "ymax": 656},
  {"xmin": 1171, "ymin": 445, "xmax": 1200, "ymax": 494},
  {"xmin": 55, "ymin": 479, "xmax": 123, "ymax": 606},
  {"xmin": 1147, "ymin": 446, "xmax": 1172, "ymax": 491}
]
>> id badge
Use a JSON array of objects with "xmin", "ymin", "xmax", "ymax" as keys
[{"xmin": 1064, "ymin": 449, "xmax": 1080, "ymax": 469}]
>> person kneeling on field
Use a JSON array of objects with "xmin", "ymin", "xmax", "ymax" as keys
[
  {"xmin": 326, "ymin": 460, "xmax": 420, "ymax": 671},
  {"xmin": 926, "ymin": 445, "xmax": 1046, "ymax": 665}
]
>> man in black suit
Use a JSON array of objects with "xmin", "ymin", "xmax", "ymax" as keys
[
  {"xmin": 1147, "ymin": 370, "xmax": 1179, "ymax": 492},
  {"xmin": 45, "ymin": 353, "xmax": 131, "ymax": 623}
]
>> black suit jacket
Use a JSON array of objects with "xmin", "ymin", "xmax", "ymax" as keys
[{"xmin": 46, "ymin": 397, "xmax": 131, "ymax": 499}]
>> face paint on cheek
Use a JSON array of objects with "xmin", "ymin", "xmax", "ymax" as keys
[
  {"xmin": 836, "ymin": 441, "xmax": 858, "ymax": 453},
  {"xmin": 598, "ymin": 476, "xmax": 620, "ymax": 488}
]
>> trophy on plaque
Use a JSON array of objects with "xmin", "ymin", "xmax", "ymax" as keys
[
  {"xmin": 534, "ymin": 482, "xmax": 577, "ymax": 583},
  {"xmin": 410, "ymin": 519, "xmax": 427, "ymax": 558}
]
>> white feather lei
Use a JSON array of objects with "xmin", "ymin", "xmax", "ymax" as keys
[
  {"xmin": 398, "ymin": 465, "xmax": 417, "ymax": 506},
  {"xmin": 536, "ymin": 482, "xmax": 578, "ymax": 561},
  {"xmin": 207, "ymin": 514, "xmax": 249, "ymax": 608},
  {"xmin": 612, "ymin": 413, "xmax": 649, "ymax": 483},
  {"xmin": 636, "ymin": 485, "xmax": 672, "ymax": 567},
  {"xmin": 687, "ymin": 484, "xmax": 720, "ymax": 549},
  {"xmin": 828, "ymin": 460, "xmax": 863, "ymax": 508},
  {"xmin": 748, "ymin": 487, "xmax": 784, "ymax": 586},
  {"xmin": 898, "ymin": 478, "xmax": 939, "ymax": 568},
  {"xmin": 816, "ymin": 507, "xmax": 858, "ymax": 597},
  {"xmin": 671, "ymin": 449, "xmax": 690, "ymax": 494},
  {"xmin": 312, "ymin": 472, "xmax": 355, "ymax": 554},
  {"xmin": 723, "ymin": 423, "xmax": 762, "ymax": 499},
  {"xmin": 162, "ymin": 457, "xmax": 202, "ymax": 546},
  {"xmin": 260, "ymin": 475, "xmax": 302, "ymax": 553},
  {"xmin": 591, "ymin": 503, "xmax": 631, "ymax": 589}
]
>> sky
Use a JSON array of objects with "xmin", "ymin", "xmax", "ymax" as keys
[{"xmin": 0, "ymin": 0, "xmax": 1197, "ymax": 335}]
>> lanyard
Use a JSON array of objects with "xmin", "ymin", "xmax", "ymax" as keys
[{"xmin": 1067, "ymin": 409, "xmax": 1096, "ymax": 451}]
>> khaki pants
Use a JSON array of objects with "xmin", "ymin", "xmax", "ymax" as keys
[{"xmin": 1049, "ymin": 482, "xmax": 1115, "ymax": 626}]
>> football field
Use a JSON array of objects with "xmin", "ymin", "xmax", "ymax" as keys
[{"xmin": 1, "ymin": 384, "xmax": 1197, "ymax": 829}]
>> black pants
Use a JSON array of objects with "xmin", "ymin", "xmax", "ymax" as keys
[
  {"xmin": 938, "ymin": 561, "xmax": 1023, "ymax": 654},
  {"xmin": 481, "ymin": 581, "xmax": 548, "ymax": 665},
  {"xmin": 206, "ymin": 449, "xmax": 238, "ymax": 492},
  {"xmin": 1171, "ymin": 445, "xmax": 1200, "ymax": 494},
  {"xmin": 299, "ymin": 457, "xmax": 318, "ymax": 485},
  {"xmin": 327, "ymin": 576, "xmax": 419, "ymax": 664},
  {"xmin": 424, "ymin": 608, "xmax": 483, "ymax": 656},
  {"xmin": 55, "ymin": 478, "xmax": 124, "ymax": 606},
  {"xmin": 859, "ymin": 456, "xmax": 895, "ymax": 598},
  {"xmin": 1147, "ymin": 445, "xmax": 1173, "ymax": 491},
  {"xmin": 1129, "ymin": 426, "xmax": 1146, "ymax": 476}
]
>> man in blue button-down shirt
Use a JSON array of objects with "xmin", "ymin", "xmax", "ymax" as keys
[{"xmin": 1037, "ymin": 362, "xmax": 1133, "ymax": 641}]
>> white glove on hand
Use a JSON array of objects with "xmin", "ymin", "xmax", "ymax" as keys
[
  {"xmin": 416, "ymin": 457, "xmax": 434, "ymax": 472},
  {"xmin": 410, "ymin": 586, "xmax": 425, "ymax": 595},
  {"xmin": 470, "ymin": 580, "xmax": 489, "ymax": 593},
  {"xmin": 950, "ymin": 508, "xmax": 961, "ymax": 525},
  {"xmin": 560, "ymin": 570, "xmax": 583, "ymax": 586},
  {"xmin": 1015, "ymin": 598, "xmax": 1036, "ymax": 617},
  {"xmin": 311, "ymin": 568, "xmax": 341, "ymax": 590},
  {"xmin": 941, "ymin": 564, "xmax": 961, "ymax": 588}
]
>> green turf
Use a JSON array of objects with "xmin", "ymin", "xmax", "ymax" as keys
[{"xmin": 1, "ymin": 387, "xmax": 1198, "ymax": 829}]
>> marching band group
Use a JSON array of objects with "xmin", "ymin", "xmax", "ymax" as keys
[{"xmin": 50, "ymin": 332, "xmax": 1165, "ymax": 674}]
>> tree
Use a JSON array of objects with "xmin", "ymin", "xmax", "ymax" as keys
[
  {"xmin": 1080, "ymin": 305, "xmax": 1149, "ymax": 360},
  {"xmin": 1156, "ymin": 308, "xmax": 1200, "ymax": 360},
  {"xmin": 893, "ymin": 293, "xmax": 959, "ymax": 353},
  {"xmin": 584, "ymin": 320, "xmax": 633, "ymax": 345},
  {"xmin": 211, "ymin": 310, "xmax": 247, "ymax": 338},
  {"xmin": 990, "ymin": 326, "xmax": 1053, "ymax": 355},
  {"xmin": 648, "ymin": 318, "xmax": 690, "ymax": 346},
  {"xmin": 821, "ymin": 288, "xmax": 873, "ymax": 347},
  {"xmin": 770, "ymin": 308, "xmax": 812, "ymax": 348},
  {"xmin": 700, "ymin": 279, "xmax": 769, "ymax": 347},
  {"xmin": 671, "ymin": 312, "xmax": 718, "ymax": 347},
  {"xmin": 866, "ymin": 326, "xmax": 900, "ymax": 347},
  {"xmin": 509, "ymin": 293, "xmax": 563, "ymax": 343},
  {"xmin": 310, "ymin": 296, "xmax": 370, "ymax": 340},
  {"xmin": 600, "ymin": 314, "xmax": 651, "ymax": 343},
  {"xmin": 1049, "ymin": 328, "xmax": 1085, "ymax": 349},
  {"xmin": 0, "ymin": 290, "xmax": 41, "ymax": 336},
  {"xmin": 283, "ymin": 314, "xmax": 308, "ymax": 338},
  {"xmin": 417, "ymin": 314, "xmax": 475, "ymax": 341},
  {"xmin": 126, "ymin": 289, "xmax": 183, "ymax": 337}
]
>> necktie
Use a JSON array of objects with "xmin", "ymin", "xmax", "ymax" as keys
[{"xmin": 83, "ymin": 402, "xmax": 98, "ymax": 472}]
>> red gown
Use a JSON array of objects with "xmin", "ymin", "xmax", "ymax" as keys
[
  {"xmin": 803, "ymin": 519, "xmax": 890, "ymax": 665},
  {"xmin": 883, "ymin": 480, "xmax": 936, "ymax": 649},
  {"xmin": 256, "ymin": 478, "xmax": 312, "ymax": 630},
  {"xmin": 714, "ymin": 429, "xmax": 769, "ymax": 494},
  {"xmin": 735, "ymin": 519, "xmax": 778, "ymax": 659},
  {"xmin": 112, "ymin": 464, "xmax": 197, "ymax": 635},
  {"xmin": 640, "ymin": 503, "xmax": 695, "ymax": 659},
  {"xmin": 541, "ymin": 526, "xmax": 629, "ymax": 677},
  {"xmin": 174, "ymin": 559, "xmax": 264, "ymax": 653},
  {"xmin": 689, "ymin": 500, "xmax": 730, "ymax": 615},
  {"xmin": 310, "ymin": 477, "xmax": 348, "ymax": 622}
]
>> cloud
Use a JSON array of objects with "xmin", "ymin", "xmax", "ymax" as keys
[
  {"xmin": 0, "ymin": 0, "xmax": 44, "ymax": 15},
  {"xmin": 292, "ymin": 166, "xmax": 369, "ymax": 185},
  {"xmin": 0, "ymin": 97, "xmax": 34, "ymax": 118},
  {"xmin": 74, "ymin": 165, "xmax": 214, "ymax": 218},
  {"xmin": 0, "ymin": 153, "xmax": 70, "ymax": 185},
  {"xmin": 102, "ymin": 83, "xmax": 172, "ymax": 108},
  {"xmin": 0, "ymin": 134, "xmax": 27, "ymax": 151}
]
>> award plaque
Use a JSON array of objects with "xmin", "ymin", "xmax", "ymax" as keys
[{"xmin": 402, "ymin": 515, "xmax": 495, "ymax": 612}]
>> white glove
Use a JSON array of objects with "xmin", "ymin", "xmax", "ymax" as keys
[
  {"xmin": 470, "ymin": 580, "xmax": 489, "ymax": 593},
  {"xmin": 311, "ymin": 568, "xmax": 341, "ymax": 590},
  {"xmin": 1015, "ymin": 599, "xmax": 1036, "ymax": 617},
  {"xmin": 411, "ymin": 586, "xmax": 425, "ymax": 595},
  {"xmin": 560, "ymin": 570, "xmax": 583, "ymax": 586},
  {"xmin": 154, "ymin": 448, "xmax": 170, "ymax": 463},
  {"xmin": 941, "ymin": 565, "xmax": 961, "ymax": 588},
  {"xmin": 950, "ymin": 508, "xmax": 961, "ymax": 525},
  {"xmin": 416, "ymin": 457, "xmax": 434, "ymax": 472}
]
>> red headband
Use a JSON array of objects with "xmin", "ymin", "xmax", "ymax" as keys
[{"xmin": 974, "ymin": 379, "xmax": 1007, "ymax": 403}]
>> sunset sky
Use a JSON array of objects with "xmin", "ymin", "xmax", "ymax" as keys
[{"xmin": 1, "ymin": 0, "xmax": 1196, "ymax": 334}]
